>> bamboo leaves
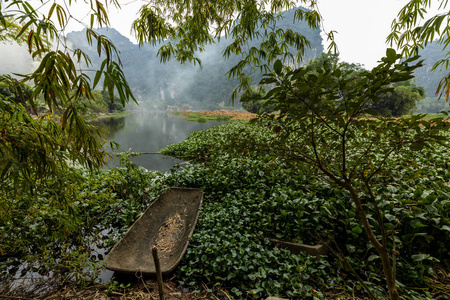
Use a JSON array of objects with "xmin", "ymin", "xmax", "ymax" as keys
[
  {"xmin": 0, "ymin": 1, "xmax": 135, "ymax": 201},
  {"xmin": 389, "ymin": 0, "xmax": 450, "ymax": 99},
  {"xmin": 1, "ymin": 1, "xmax": 135, "ymax": 113}
]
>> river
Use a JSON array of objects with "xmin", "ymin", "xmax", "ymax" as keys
[{"xmin": 95, "ymin": 111, "xmax": 227, "ymax": 171}]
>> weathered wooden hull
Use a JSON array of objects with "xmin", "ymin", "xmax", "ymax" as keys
[{"xmin": 105, "ymin": 187, "xmax": 203, "ymax": 275}]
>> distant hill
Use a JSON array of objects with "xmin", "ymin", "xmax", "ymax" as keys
[
  {"xmin": 413, "ymin": 41, "xmax": 450, "ymax": 113},
  {"xmin": 66, "ymin": 8, "xmax": 324, "ymax": 110}
]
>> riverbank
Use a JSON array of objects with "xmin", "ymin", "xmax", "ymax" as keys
[
  {"xmin": 27, "ymin": 280, "xmax": 204, "ymax": 300},
  {"xmin": 174, "ymin": 110, "xmax": 258, "ymax": 121},
  {"xmin": 87, "ymin": 111, "xmax": 135, "ymax": 121}
]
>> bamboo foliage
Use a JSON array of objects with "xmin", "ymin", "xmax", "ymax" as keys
[
  {"xmin": 388, "ymin": 0, "xmax": 450, "ymax": 100},
  {"xmin": 0, "ymin": 1, "xmax": 134, "ymax": 196}
]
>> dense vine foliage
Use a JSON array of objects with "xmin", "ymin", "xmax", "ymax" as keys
[
  {"xmin": 1, "ymin": 121, "xmax": 449, "ymax": 299},
  {"xmin": 162, "ymin": 121, "xmax": 450, "ymax": 299}
]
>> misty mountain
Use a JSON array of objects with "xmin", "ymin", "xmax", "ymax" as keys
[
  {"xmin": 65, "ymin": 8, "xmax": 448, "ymax": 114},
  {"xmin": 413, "ymin": 41, "xmax": 450, "ymax": 113},
  {"xmin": 66, "ymin": 8, "xmax": 324, "ymax": 110},
  {"xmin": 414, "ymin": 42, "xmax": 447, "ymax": 95}
]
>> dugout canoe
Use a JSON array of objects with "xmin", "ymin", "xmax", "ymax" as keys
[{"xmin": 104, "ymin": 187, "xmax": 203, "ymax": 275}]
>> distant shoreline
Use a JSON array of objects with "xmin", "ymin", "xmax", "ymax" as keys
[
  {"xmin": 88, "ymin": 111, "xmax": 134, "ymax": 121},
  {"xmin": 174, "ymin": 110, "xmax": 257, "ymax": 121}
]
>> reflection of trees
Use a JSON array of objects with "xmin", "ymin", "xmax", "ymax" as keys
[
  {"xmin": 98, "ymin": 112, "xmax": 227, "ymax": 171},
  {"xmin": 92, "ymin": 117, "xmax": 126, "ymax": 138}
]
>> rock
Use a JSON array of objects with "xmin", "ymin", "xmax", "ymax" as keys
[{"xmin": 266, "ymin": 297, "xmax": 288, "ymax": 300}]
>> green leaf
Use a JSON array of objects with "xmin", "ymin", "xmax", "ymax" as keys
[
  {"xmin": 231, "ymin": 287, "xmax": 242, "ymax": 296},
  {"xmin": 386, "ymin": 48, "xmax": 398, "ymax": 64},
  {"xmin": 258, "ymin": 267, "xmax": 267, "ymax": 278},
  {"xmin": 410, "ymin": 220, "xmax": 427, "ymax": 229},
  {"xmin": 411, "ymin": 254, "xmax": 428, "ymax": 262},
  {"xmin": 410, "ymin": 141, "xmax": 425, "ymax": 151},
  {"xmin": 441, "ymin": 225, "xmax": 450, "ymax": 232},
  {"xmin": 0, "ymin": 160, "xmax": 13, "ymax": 180},
  {"xmin": 273, "ymin": 59, "xmax": 283, "ymax": 75},
  {"xmin": 385, "ymin": 214, "xmax": 396, "ymax": 222},
  {"xmin": 352, "ymin": 226, "xmax": 363, "ymax": 234},
  {"xmin": 368, "ymin": 255, "xmax": 379, "ymax": 262}
]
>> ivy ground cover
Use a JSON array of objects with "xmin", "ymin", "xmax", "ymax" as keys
[{"xmin": 1, "ymin": 120, "xmax": 449, "ymax": 299}]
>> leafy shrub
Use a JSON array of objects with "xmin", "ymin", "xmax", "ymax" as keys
[
  {"xmin": 160, "ymin": 121, "xmax": 450, "ymax": 298},
  {"xmin": 0, "ymin": 154, "xmax": 162, "ymax": 293},
  {"xmin": 240, "ymin": 87, "xmax": 276, "ymax": 114}
]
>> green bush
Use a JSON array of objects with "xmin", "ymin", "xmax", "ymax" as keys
[
  {"xmin": 161, "ymin": 121, "xmax": 450, "ymax": 299},
  {"xmin": 240, "ymin": 87, "xmax": 275, "ymax": 114}
]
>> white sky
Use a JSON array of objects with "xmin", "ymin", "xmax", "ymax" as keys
[
  {"xmin": 0, "ymin": 0, "xmax": 446, "ymax": 72},
  {"xmin": 318, "ymin": 0, "xmax": 409, "ymax": 68}
]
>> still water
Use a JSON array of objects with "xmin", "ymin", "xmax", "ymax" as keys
[{"xmin": 96, "ymin": 111, "xmax": 227, "ymax": 172}]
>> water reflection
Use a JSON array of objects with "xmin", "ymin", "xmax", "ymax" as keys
[
  {"xmin": 95, "ymin": 116, "xmax": 126, "ymax": 136},
  {"xmin": 97, "ymin": 111, "xmax": 227, "ymax": 171}
]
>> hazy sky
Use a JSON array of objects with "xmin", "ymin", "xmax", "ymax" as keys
[
  {"xmin": 0, "ymin": 0, "xmax": 445, "ymax": 74},
  {"xmin": 319, "ymin": 0, "xmax": 409, "ymax": 68}
]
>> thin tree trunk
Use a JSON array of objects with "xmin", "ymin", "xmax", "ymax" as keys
[{"xmin": 345, "ymin": 183, "xmax": 399, "ymax": 300}]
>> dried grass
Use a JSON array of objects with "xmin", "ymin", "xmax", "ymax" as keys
[
  {"xmin": 177, "ymin": 110, "xmax": 258, "ymax": 121},
  {"xmin": 153, "ymin": 208, "xmax": 186, "ymax": 257}
]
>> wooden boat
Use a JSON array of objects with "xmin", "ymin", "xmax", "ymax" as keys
[{"xmin": 104, "ymin": 187, "xmax": 203, "ymax": 275}]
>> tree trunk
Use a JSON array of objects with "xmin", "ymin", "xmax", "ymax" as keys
[{"xmin": 346, "ymin": 183, "xmax": 399, "ymax": 300}]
